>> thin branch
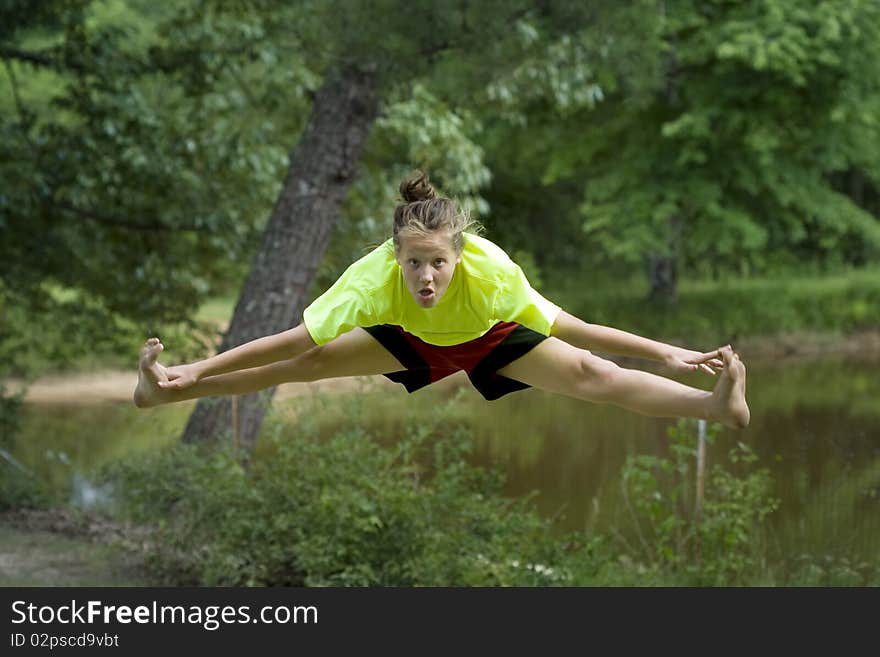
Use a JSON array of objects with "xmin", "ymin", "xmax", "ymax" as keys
[
  {"xmin": 621, "ymin": 476, "xmax": 654, "ymax": 561},
  {"xmin": 54, "ymin": 201, "xmax": 203, "ymax": 232},
  {"xmin": 3, "ymin": 57, "xmax": 38, "ymax": 156},
  {"xmin": 2, "ymin": 57, "xmax": 30, "ymax": 128},
  {"xmin": 1, "ymin": 44, "xmax": 103, "ymax": 78},
  {"xmin": 0, "ymin": 46, "xmax": 56, "ymax": 68},
  {"xmin": 610, "ymin": 527, "xmax": 641, "ymax": 558}
]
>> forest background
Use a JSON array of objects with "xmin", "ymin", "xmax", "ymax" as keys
[{"xmin": 1, "ymin": 0, "xmax": 879, "ymax": 586}]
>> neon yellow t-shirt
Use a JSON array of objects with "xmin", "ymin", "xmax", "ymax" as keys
[{"xmin": 302, "ymin": 232, "xmax": 561, "ymax": 347}]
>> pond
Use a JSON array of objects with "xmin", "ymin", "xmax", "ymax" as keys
[{"xmin": 9, "ymin": 352, "xmax": 880, "ymax": 560}]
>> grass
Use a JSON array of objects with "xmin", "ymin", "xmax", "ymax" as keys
[
  {"xmin": 661, "ymin": 267, "xmax": 880, "ymax": 293},
  {"xmin": 553, "ymin": 267, "xmax": 880, "ymax": 346},
  {"xmin": 194, "ymin": 294, "xmax": 239, "ymax": 325}
]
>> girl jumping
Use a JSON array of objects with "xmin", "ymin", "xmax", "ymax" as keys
[{"xmin": 134, "ymin": 171, "xmax": 749, "ymax": 430}]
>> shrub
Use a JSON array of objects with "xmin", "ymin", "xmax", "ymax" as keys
[
  {"xmin": 784, "ymin": 553, "xmax": 880, "ymax": 586},
  {"xmin": 614, "ymin": 419, "xmax": 780, "ymax": 585},
  {"xmin": 0, "ymin": 467, "xmax": 52, "ymax": 512},
  {"xmin": 101, "ymin": 405, "xmax": 860, "ymax": 587},
  {"xmin": 101, "ymin": 398, "xmax": 576, "ymax": 586}
]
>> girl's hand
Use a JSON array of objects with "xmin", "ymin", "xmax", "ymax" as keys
[
  {"xmin": 663, "ymin": 346, "xmax": 727, "ymax": 376},
  {"xmin": 157, "ymin": 363, "xmax": 201, "ymax": 390}
]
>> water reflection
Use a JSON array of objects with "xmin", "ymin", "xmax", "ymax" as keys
[{"xmin": 455, "ymin": 356, "xmax": 880, "ymax": 555}]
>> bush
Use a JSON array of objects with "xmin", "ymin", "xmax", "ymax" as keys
[
  {"xmin": 613, "ymin": 419, "xmax": 780, "ymax": 586},
  {"xmin": 784, "ymin": 554, "xmax": 880, "ymax": 586},
  {"xmin": 101, "ymin": 404, "xmax": 861, "ymax": 587},
  {"xmin": 101, "ymin": 398, "xmax": 577, "ymax": 586},
  {"xmin": 0, "ymin": 466, "xmax": 52, "ymax": 512}
]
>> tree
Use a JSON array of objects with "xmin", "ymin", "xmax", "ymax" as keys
[
  {"xmin": 165, "ymin": 0, "xmax": 605, "ymax": 447},
  {"xmin": 5, "ymin": 0, "xmax": 602, "ymax": 446},
  {"xmin": 180, "ymin": 64, "xmax": 379, "ymax": 445},
  {"xmin": 1, "ymin": 0, "xmax": 300, "ymax": 372},
  {"xmin": 538, "ymin": 0, "xmax": 880, "ymax": 301}
]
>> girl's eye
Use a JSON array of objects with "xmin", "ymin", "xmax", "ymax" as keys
[{"xmin": 434, "ymin": 259, "xmax": 445, "ymax": 267}]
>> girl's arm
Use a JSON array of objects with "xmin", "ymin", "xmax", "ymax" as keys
[
  {"xmin": 550, "ymin": 310, "xmax": 724, "ymax": 375},
  {"xmin": 159, "ymin": 324, "xmax": 317, "ymax": 390}
]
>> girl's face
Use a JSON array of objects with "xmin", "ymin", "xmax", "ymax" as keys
[{"xmin": 396, "ymin": 230, "xmax": 461, "ymax": 308}]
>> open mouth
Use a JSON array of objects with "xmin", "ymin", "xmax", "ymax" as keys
[{"xmin": 418, "ymin": 289, "xmax": 435, "ymax": 299}]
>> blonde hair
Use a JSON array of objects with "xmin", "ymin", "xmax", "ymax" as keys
[{"xmin": 392, "ymin": 171, "xmax": 481, "ymax": 255}]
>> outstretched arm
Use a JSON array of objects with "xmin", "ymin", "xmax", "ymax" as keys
[
  {"xmin": 159, "ymin": 324, "xmax": 317, "ymax": 390},
  {"xmin": 549, "ymin": 310, "xmax": 724, "ymax": 375}
]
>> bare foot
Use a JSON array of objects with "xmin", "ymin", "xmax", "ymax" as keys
[
  {"xmin": 133, "ymin": 338, "xmax": 169, "ymax": 408},
  {"xmin": 709, "ymin": 346, "xmax": 750, "ymax": 429}
]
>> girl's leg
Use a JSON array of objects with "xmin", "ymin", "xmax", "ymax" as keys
[
  {"xmin": 496, "ymin": 338, "xmax": 749, "ymax": 429},
  {"xmin": 134, "ymin": 328, "xmax": 404, "ymax": 407}
]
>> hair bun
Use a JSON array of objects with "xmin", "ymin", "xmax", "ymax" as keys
[{"xmin": 399, "ymin": 170, "xmax": 436, "ymax": 203}]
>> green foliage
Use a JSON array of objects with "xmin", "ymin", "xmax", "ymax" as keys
[
  {"xmin": 101, "ymin": 401, "xmax": 843, "ymax": 587},
  {"xmin": 0, "ymin": 466, "xmax": 52, "ymax": 512},
  {"xmin": 0, "ymin": 384, "xmax": 23, "ymax": 452},
  {"xmin": 0, "ymin": 281, "xmax": 221, "ymax": 377},
  {"xmin": 0, "ymin": 384, "xmax": 51, "ymax": 511},
  {"xmin": 0, "ymin": 0, "xmax": 320, "ymax": 377},
  {"xmin": 536, "ymin": 0, "xmax": 880, "ymax": 287},
  {"xmin": 3, "ymin": 0, "xmax": 879, "ymax": 377},
  {"xmin": 376, "ymin": 85, "xmax": 491, "ymax": 214},
  {"xmin": 1, "ymin": 1, "xmax": 279, "ymax": 323},
  {"xmin": 784, "ymin": 553, "xmax": 880, "ymax": 587},
  {"xmin": 485, "ymin": 20, "xmax": 608, "ymax": 118},
  {"xmin": 101, "ymin": 400, "xmax": 572, "ymax": 586},
  {"xmin": 616, "ymin": 419, "xmax": 779, "ymax": 585},
  {"xmin": 0, "ymin": 0, "xmax": 604, "ymax": 376}
]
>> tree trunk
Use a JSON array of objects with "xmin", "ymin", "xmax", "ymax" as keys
[
  {"xmin": 647, "ymin": 214, "xmax": 682, "ymax": 305},
  {"xmin": 181, "ymin": 66, "xmax": 378, "ymax": 449},
  {"xmin": 649, "ymin": 4, "xmax": 682, "ymax": 307},
  {"xmin": 647, "ymin": 253, "xmax": 678, "ymax": 305}
]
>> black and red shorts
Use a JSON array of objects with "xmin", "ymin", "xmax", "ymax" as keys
[{"xmin": 363, "ymin": 321, "xmax": 546, "ymax": 401}]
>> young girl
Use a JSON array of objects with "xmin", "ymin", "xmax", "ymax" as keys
[{"xmin": 134, "ymin": 171, "xmax": 749, "ymax": 430}]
